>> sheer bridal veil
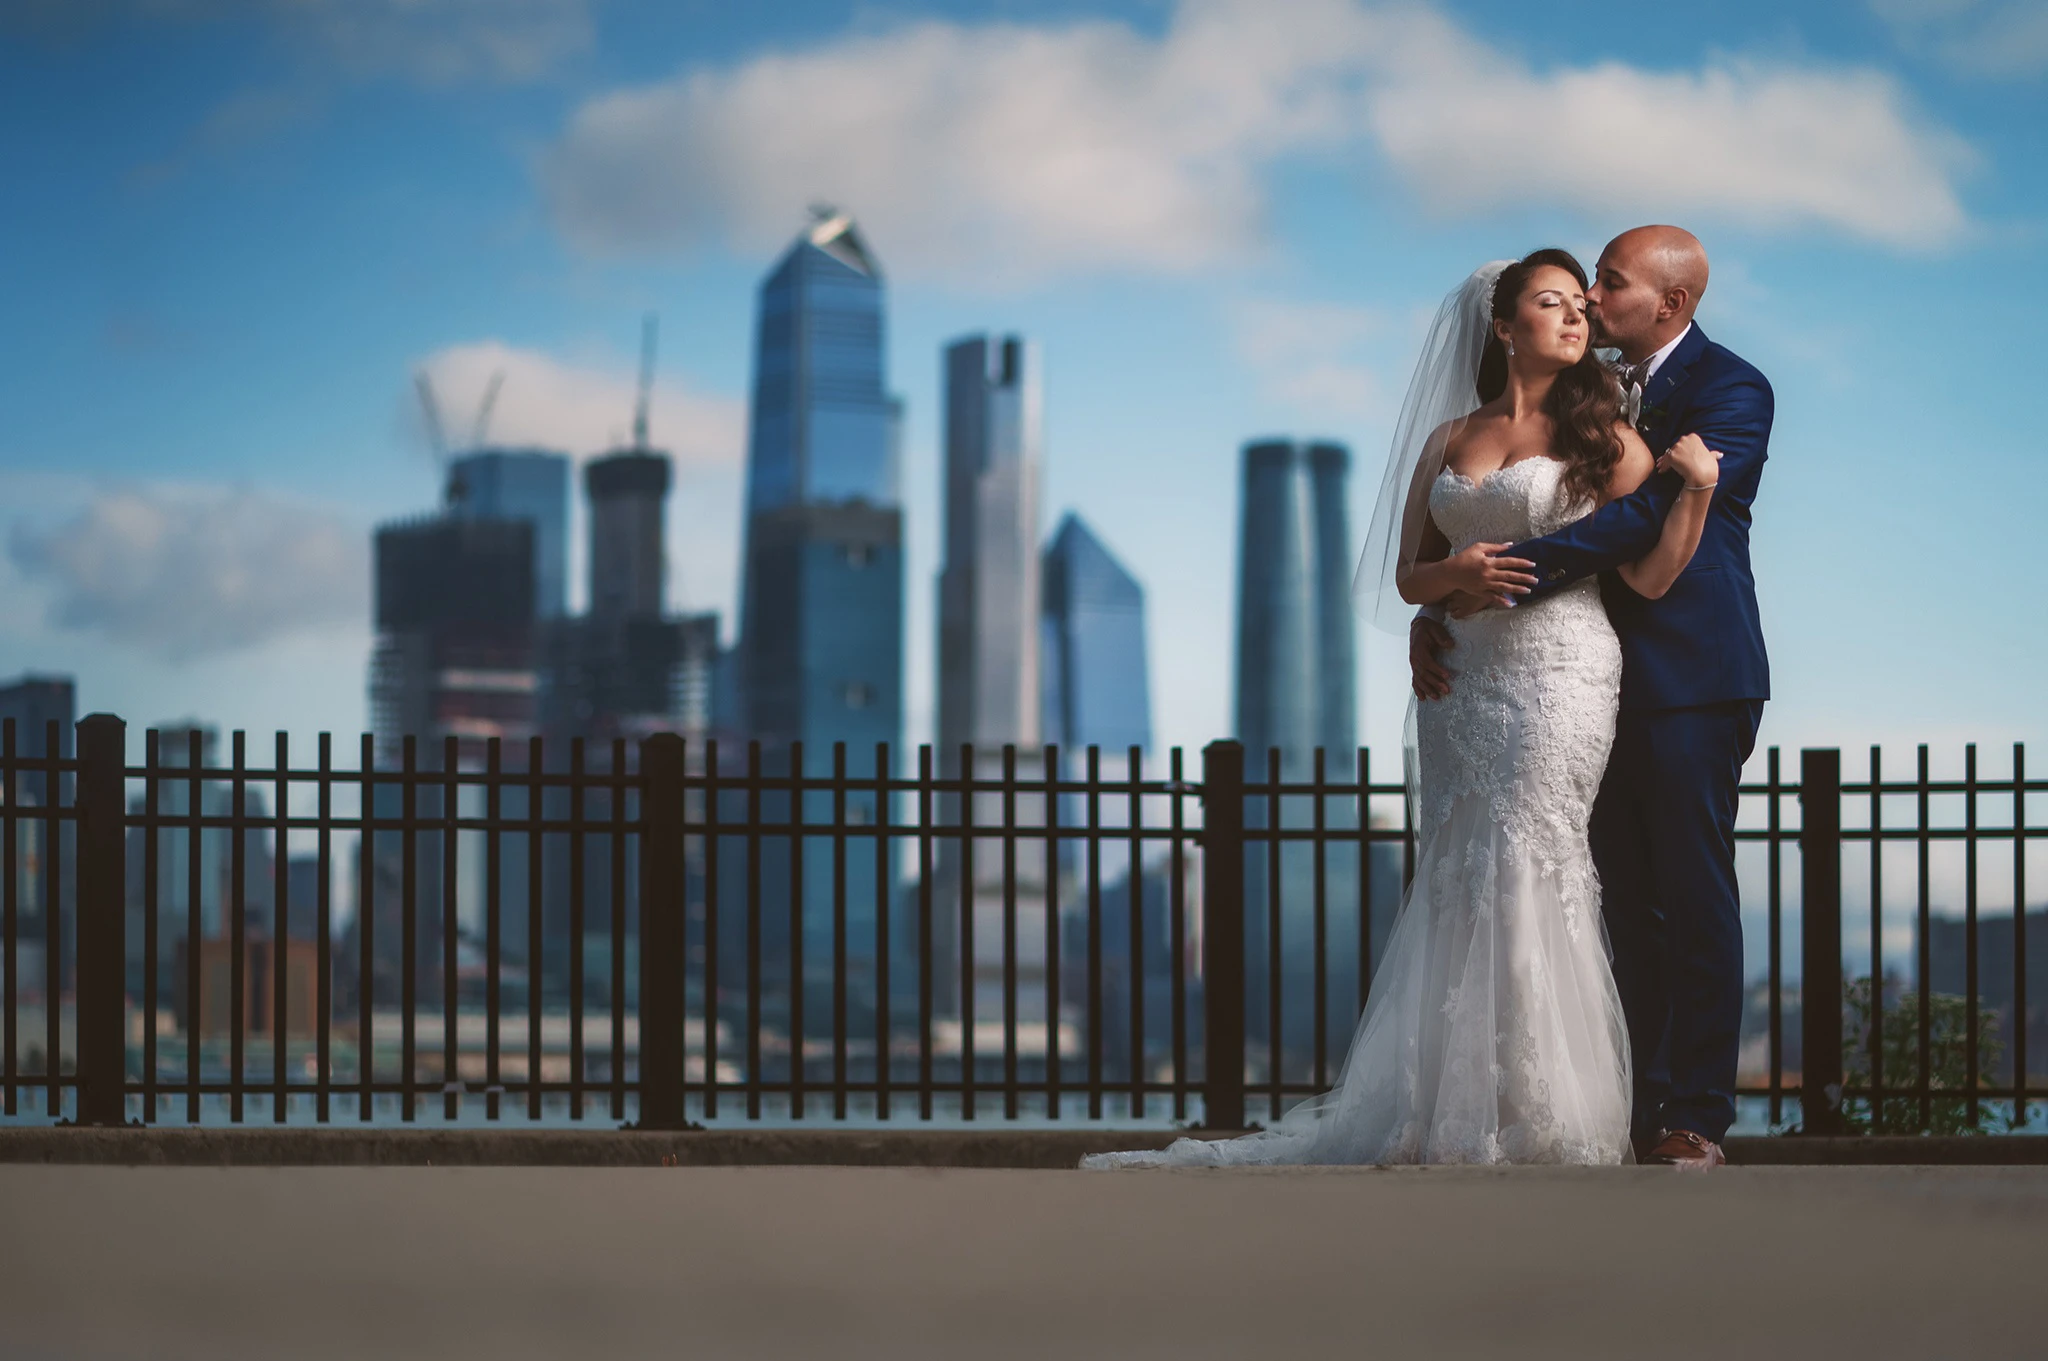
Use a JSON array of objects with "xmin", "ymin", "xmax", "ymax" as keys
[{"xmin": 1351, "ymin": 260, "xmax": 1512, "ymax": 632}]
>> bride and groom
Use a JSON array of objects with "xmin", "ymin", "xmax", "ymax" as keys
[{"xmin": 1086, "ymin": 225, "xmax": 1771, "ymax": 1170}]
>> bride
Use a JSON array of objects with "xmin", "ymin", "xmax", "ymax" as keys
[{"xmin": 1085, "ymin": 251, "xmax": 1722, "ymax": 1168}]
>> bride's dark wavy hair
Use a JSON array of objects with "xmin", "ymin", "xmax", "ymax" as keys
[{"xmin": 1477, "ymin": 248, "xmax": 1622, "ymax": 507}]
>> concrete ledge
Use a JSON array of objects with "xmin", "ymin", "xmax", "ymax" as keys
[{"xmin": 3, "ymin": 1127, "xmax": 2047, "ymax": 1167}]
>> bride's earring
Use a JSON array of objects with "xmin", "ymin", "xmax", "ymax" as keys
[{"xmin": 1506, "ymin": 339, "xmax": 1515, "ymax": 357}]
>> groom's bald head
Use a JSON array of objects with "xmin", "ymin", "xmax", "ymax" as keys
[
  {"xmin": 1612, "ymin": 225, "xmax": 1709, "ymax": 310},
  {"xmin": 1588, "ymin": 226, "xmax": 1709, "ymax": 362}
]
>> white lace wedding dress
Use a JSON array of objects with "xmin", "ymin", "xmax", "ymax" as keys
[{"xmin": 1085, "ymin": 456, "xmax": 1633, "ymax": 1168}]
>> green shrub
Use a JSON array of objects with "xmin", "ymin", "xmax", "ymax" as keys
[{"xmin": 1841, "ymin": 976, "xmax": 2007, "ymax": 1135}]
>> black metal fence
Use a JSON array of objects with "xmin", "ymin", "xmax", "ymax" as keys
[{"xmin": 1, "ymin": 715, "xmax": 2040, "ymax": 1132}]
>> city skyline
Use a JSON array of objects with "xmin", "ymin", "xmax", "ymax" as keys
[{"xmin": 2, "ymin": 0, "xmax": 2044, "ymax": 778}]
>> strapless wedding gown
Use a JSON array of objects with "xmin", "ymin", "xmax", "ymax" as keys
[{"xmin": 1085, "ymin": 456, "xmax": 1632, "ymax": 1167}]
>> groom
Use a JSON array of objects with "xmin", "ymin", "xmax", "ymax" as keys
[{"xmin": 1411, "ymin": 225, "xmax": 1771, "ymax": 1167}]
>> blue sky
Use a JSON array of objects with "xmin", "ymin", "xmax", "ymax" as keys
[{"xmin": 2, "ymin": 0, "xmax": 2044, "ymax": 788}]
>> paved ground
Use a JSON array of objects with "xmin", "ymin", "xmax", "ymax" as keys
[{"xmin": 3, "ymin": 1164, "xmax": 2042, "ymax": 1359}]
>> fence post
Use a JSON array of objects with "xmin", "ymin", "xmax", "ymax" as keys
[
  {"xmin": 637, "ymin": 733, "xmax": 690, "ymax": 1130},
  {"xmin": 1200, "ymin": 740, "xmax": 1245, "ymax": 1130},
  {"xmin": 1800, "ymin": 747, "xmax": 1845, "ymax": 1135},
  {"xmin": 75, "ymin": 713, "xmax": 128, "ymax": 1126}
]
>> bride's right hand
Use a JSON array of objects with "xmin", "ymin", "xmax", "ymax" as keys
[{"xmin": 1443, "ymin": 542, "xmax": 1536, "ymax": 600}]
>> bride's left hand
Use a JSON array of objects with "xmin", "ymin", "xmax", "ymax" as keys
[{"xmin": 1656, "ymin": 432, "xmax": 1721, "ymax": 489}]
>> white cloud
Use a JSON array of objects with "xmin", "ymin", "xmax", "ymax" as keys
[
  {"xmin": 7, "ymin": 487, "xmax": 367, "ymax": 661},
  {"xmin": 538, "ymin": 0, "xmax": 1975, "ymax": 283},
  {"xmin": 540, "ymin": 0, "xmax": 1376, "ymax": 282},
  {"xmin": 1231, "ymin": 297, "xmax": 1383, "ymax": 418},
  {"xmin": 413, "ymin": 340, "xmax": 744, "ymax": 467},
  {"xmin": 1871, "ymin": 0, "xmax": 2048, "ymax": 79},
  {"xmin": 1366, "ymin": 11, "xmax": 1975, "ymax": 250}
]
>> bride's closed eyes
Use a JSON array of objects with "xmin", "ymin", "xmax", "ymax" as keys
[{"xmin": 1531, "ymin": 289, "xmax": 1586, "ymax": 315}]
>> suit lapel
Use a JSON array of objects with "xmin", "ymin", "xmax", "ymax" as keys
[{"xmin": 1637, "ymin": 323, "xmax": 1710, "ymax": 444}]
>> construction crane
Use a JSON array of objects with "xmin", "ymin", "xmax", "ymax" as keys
[
  {"xmin": 414, "ymin": 371, "xmax": 447, "ymax": 458},
  {"xmin": 632, "ymin": 313, "xmax": 657, "ymax": 451},
  {"xmin": 470, "ymin": 369, "xmax": 505, "ymax": 448}
]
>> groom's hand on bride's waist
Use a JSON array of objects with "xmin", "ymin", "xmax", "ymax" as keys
[{"xmin": 1410, "ymin": 616, "xmax": 1455, "ymax": 700}]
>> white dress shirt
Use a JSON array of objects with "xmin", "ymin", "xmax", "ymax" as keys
[{"xmin": 1639, "ymin": 322, "xmax": 1693, "ymax": 382}]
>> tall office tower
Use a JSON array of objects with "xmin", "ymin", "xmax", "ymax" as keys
[
  {"xmin": 1232, "ymin": 440, "xmax": 1359, "ymax": 1068},
  {"xmin": 933, "ymin": 335, "xmax": 1045, "ymax": 1022},
  {"xmin": 370, "ymin": 516, "xmax": 538, "ymax": 756},
  {"xmin": 587, "ymin": 451, "xmax": 668, "ymax": 621},
  {"xmin": 731, "ymin": 211, "xmax": 904, "ymax": 1040},
  {"xmin": 1, "ymin": 675, "xmax": 74, "ymax": 952},
  {"xmin": 938, "ymin": 335, "xmax": 1042, "ymax": 755},
  {"xmin": 1040, "ymin": 514, "xmax": 1151, "ymax": 762},
  {"xmin": 0, "ymin": 674, "xmax": 74, "ymax": 810},
  {"xmin": 737, "ymin": 210, "xmax": 903, "ymax": 757},
  {"xmin": 1039, "ymin": 512, "xmax": 1153, "ymax": 887},
  {"xmin": 367, "ymin": 515, "xmax": 538, "ymax": 1007},
  {"xmin": 1038, "ymin": 514, "xmax": 1171, "ymax": 1073},
  {"xmin": 446, "ymin": 449, "xmax": 571, "ymax": 619},
  {"xmin": 545, "ymin": 450, "xmax": 718, "ymax": 741}
]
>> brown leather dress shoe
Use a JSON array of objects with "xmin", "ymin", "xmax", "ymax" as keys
[{"xmin": 1643, "ymin": 1129, "xmax": 1726, "ymax": 1167}]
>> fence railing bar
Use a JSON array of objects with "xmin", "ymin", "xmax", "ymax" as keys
[
  {"xmin": 356, "ymin": 735, "xmax": 375, "ymax": 1122},
  {"xmin": 873, "ymin": 741, "xmax": 891, "ymax": 1122},
  {"xmin": 1127, "ymin": 743, "xmax": 1146, "ymax": 1121},
  {"xmin": 142, "ymin": 729, "xmax": 159, "ymax": 1121},
  {"xmin": 1917, "ymin": 745, "xmax": 1932, "ymax": 1132},
  {"xmin": 606, "ymin": 736, "xmax": 622, "ymax": 1121},
  {"xmin": 526, "ymin": 736, "xmax": 544, "ymax": 1120},
  {"xmin": 745, "ymin": 740, "xmax": 762, "ymax": 1122},
  {"xmin": 701, "ymin": 738, "xmax": 720, "ymax": 1123},
  {"xmin": 788, "ymin": 740, "xmax": 806, "ymax": 1122},
  {"xmin": 1868, "ymin": 745, "xmax": 1883, "ymax": 1126},
  {"xmin": 484, "ymin": 737, "xmax": 502, "ymax": 1123},
  {"xmin": 1767, "ymin": 746, "xmax": 1783, "ymax": 1125},
  {"xmin": 230, "ymin": 730, "xmax": 250, "ymax": 1124},
  {"xmin": 917, "ymin": 744, "xmax": 934, "ymax": 1121},
  {"xmin": 1311, "ymin": 745, "xmax": 1328, "ymax": 1095},
  {"xmin": 441, "ymin": 735, "xmax": 460, "ymax": 1123},
  {"xmin": 567, "ymin": 738, "xmax": 585, "ymax": 1121},
  {"xmin": 2014, "ymin": 742, "xmax": 2028, "ymax": 1127},
  {"xmin": 317, "ymin": 734, "xmax": 333, "ymax": 1124},
  {"xmin": 2, "ymin": 719, "xmax": 15, "ymax": 1117},
  {"xmin": 1085, "ymin": 745, "xmax": 1101, "ymax": 1123},
  {"xmin": 277, "ymin": 731, "xmax": 294, "ymax": 1123},
  {"xmin": 832, "ymin": 742, "xmax": 850, "ymax": 1121},
  {"xmin": 1266, "ymin": 745, "xmax": 1283, "ymax": 1123},
  {"xmin": 1169, "ymin": 745, "xmax": 1187, "ymax": 1123},
  {"xmin": 1965, "ymin": 743, "xmax": 1980, "ymax": 1128},
  {"xmin": 1043, "ymin": 744, "xmax": 1063, "ymax": 1122},
  {"xmin": 1002, "ymin": 743, "xmax": 1019, "ymax": 1121}
]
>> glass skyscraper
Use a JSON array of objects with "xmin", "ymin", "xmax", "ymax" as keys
[
  {"xmin": 1040, "ymin": 513, "xmax": 1166, "ymax": 1084},
  {"xmin": 731, "ymin": 212, "xmax": 903, "ymax": 1058},
  {"xmin": 1040, "ymin": 513, "xmax": 1151, "ymax": 761},
  {"xmin": 737, "ymin": 211, "xmax": 904, "ymax": 762},
  {"xmin": 1233, "ymin": 439, "xmax": 1359, "ymax": 1066},
  {"xmin": 935, "ymin": 335, "xmax": 1045, "ymax": 1022},
  {"xmin": 445, "ymin": 449, "xmax": 570, "ymax": 620}
]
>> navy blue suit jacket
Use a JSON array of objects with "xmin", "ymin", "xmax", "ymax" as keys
[{"xmin": 1506, "ymin": 324, "xmax": 1771, "ymax": 712}]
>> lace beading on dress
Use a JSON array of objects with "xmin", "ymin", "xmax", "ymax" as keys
[{"xmin": 1084, "ymin": 456, "xmax": 1632, "ymax": 1170}]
